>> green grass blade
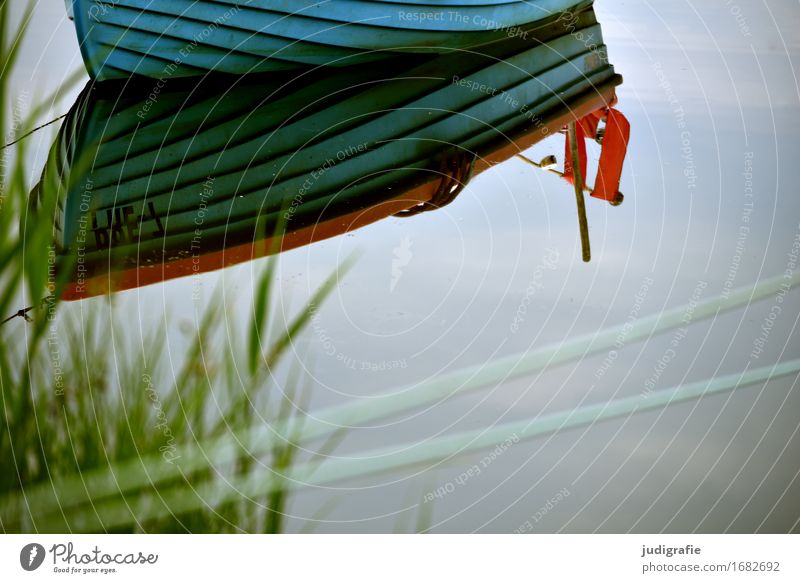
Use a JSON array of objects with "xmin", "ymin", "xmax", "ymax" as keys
[
  {"xmin": 3, "ymin": 270, "xmax": 794, "ymax": 522},
  {"xmin": 30, "ymin": 358, "xmax": 800, "ymax": 531}
]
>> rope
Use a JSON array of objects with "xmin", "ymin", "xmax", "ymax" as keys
[
  {"xmin": 0, "ymin": 114, "xmax": 66, "ymax": 151},
  {"xmin": 0, "ymin": 306, "xmax": 33, "ymax": 325},
  {"xmin": 1, "ymin": 296, "xmax": 54, "ymax": 326},
  {"xmin": 394, "ymin": 150, "xmax": 477, "ymax": 217}
]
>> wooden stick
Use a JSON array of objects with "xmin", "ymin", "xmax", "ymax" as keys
[{"xmin": 568, "ymin": 122, "xmax": 591, "ymax": 262}]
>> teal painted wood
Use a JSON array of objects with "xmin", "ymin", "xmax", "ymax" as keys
[
  {"xmin": 39, "ymin": 8, "xmax": 619, "ymax": 294},
  {"xmin": 72, "ymin": 0, "xmax": 594, "ymax": 80}
]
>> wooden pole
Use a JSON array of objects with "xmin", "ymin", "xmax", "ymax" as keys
[{"xmin": 568, "ymin": 122, "xmax": 591, "ymax": 262}]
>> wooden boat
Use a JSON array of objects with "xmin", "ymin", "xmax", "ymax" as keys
[
  {"xmin": 37, "ymin": 7, "xmax": 625, "ymax": 300},
  {"xmin": 68, "ymin": 0, "xmax": 595, "ymax": 80}
]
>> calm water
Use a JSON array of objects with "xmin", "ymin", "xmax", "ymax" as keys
[{"xmin": 8, "ymin": 1, "xmax": 800, "ymax": 532}]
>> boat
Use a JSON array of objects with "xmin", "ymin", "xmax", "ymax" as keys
[
  {"xmin": 36, "ymin": 7, "xmax": 626, "ymax": 300},
  {"xmin": 68, "ymin": 0, "xmax": 595, "ymax": 80}
]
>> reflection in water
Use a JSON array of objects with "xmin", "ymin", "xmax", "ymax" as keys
[
  {"xmin": 37, "ymin": 8, "xmax": 626, "ymax": 300},
  {"xmin": 4, "ymin": 0, "xmax": 799, "ymax": 535}
]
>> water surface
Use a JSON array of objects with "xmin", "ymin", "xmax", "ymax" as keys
[{"xmin": 7, "ymin": 0, "xmax": 800, "ymax": 533}]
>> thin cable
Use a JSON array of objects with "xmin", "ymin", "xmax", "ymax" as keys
[{"xmin": 0, "ymin": 114, "xmax": 66, "ymax": 151}]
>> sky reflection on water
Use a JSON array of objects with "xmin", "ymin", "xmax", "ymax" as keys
[{"xmin": 8, "ymin": 0, "xmax": 800, "ymax": 532}]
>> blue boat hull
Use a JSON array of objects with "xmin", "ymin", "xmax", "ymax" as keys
[
  {"xmin": 39, "ymin": 7, "xmax": 621, "ymax": 298},
  {"xmin": 72, "ymin": 0, "xmax": 594, "ymax": 80}
]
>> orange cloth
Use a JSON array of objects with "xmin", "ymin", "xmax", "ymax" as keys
[{"xmin": 562, "ymin": 107, "xmax": 630, "ymax": 203}]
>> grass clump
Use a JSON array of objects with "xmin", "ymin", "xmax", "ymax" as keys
[{"xmin": 0, "ymin": 0, "xmax": 342, "ymax": 533}]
